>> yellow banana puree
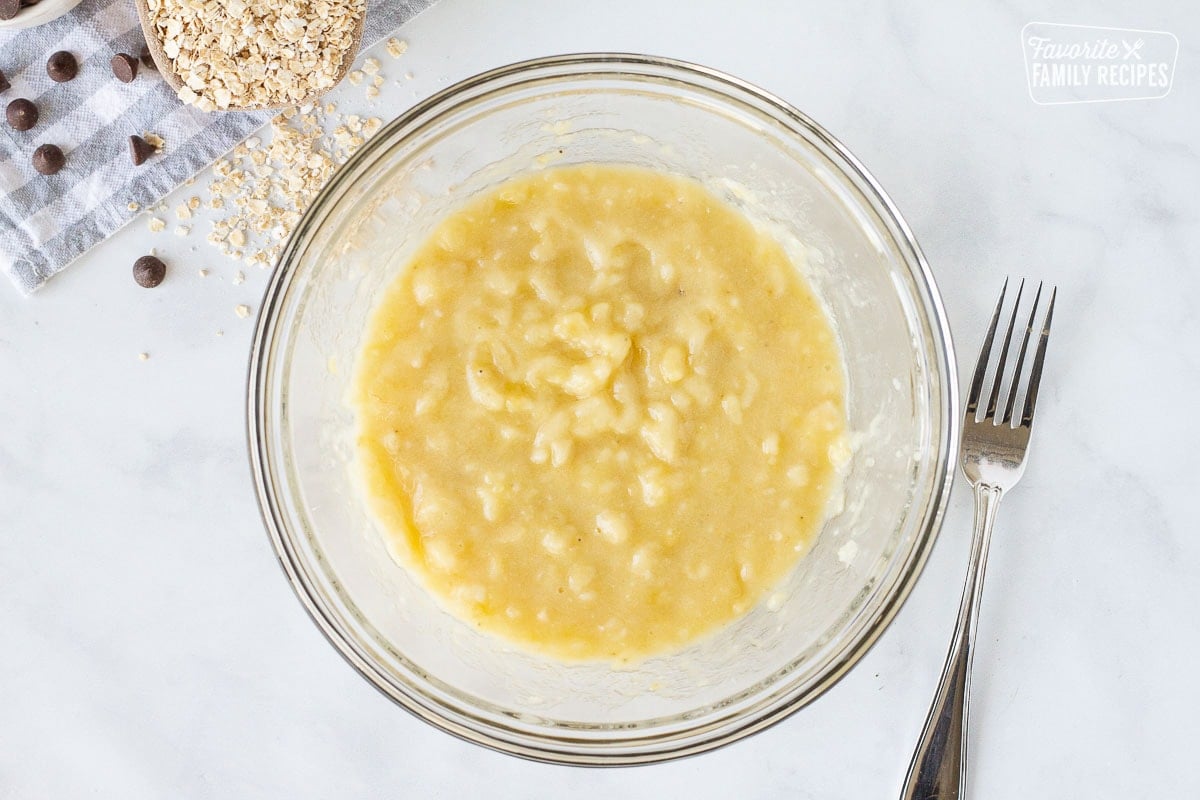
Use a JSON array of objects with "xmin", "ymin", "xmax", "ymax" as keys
[{"xmin": 353, "ymin": 164, "xmax": 847, "ymax": 662}]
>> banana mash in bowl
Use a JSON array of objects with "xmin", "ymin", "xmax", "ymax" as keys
[{"xmin": 249, "ymin": 54, "xmax": 956, "ymax": 763}]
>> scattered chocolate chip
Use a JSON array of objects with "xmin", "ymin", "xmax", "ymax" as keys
[
  {"xmin": 128, "ymin": 134, "xmax": 155, "ymax": 166},
  {"xmin": 0, "ymin": 70, "xmax": 10, "ymax": 94},
  {"xmin": 32, "ymin": 143, "xmax": 65, "ymax": 175},
  {"xmin": 139, "ymin": 45, "xmax": 157, "ymax": 71},
  {"xmin": 133, "ymin": 255, "xmax": 166, "ymax": 288},
  {"xmin": 1, "ymin": 0, "xmax": 39, "ymax": 14},
  {"xmin": 46, "ymin": 51, "xmax": 78, "ymax": 83},
  {"xmin": 6, "ymin": 98, "xmax": 37, "ymax": 131},
  {"xmin": 111, "ymin": 53, "xmax": 138, "ymax": 83}
]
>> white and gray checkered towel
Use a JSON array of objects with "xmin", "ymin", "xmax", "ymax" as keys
[{"xmin": 0, "ymin": 0, "xmax": 432, "ymax": 295}]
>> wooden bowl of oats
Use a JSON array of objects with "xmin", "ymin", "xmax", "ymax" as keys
[{"xmin": 135, "ymin": 0, "xmax": 365, "ymax": 111}]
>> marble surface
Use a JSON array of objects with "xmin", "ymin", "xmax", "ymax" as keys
[{"xmin": 2, "ymin": 0, "xmax": 1197, "ymax": 796}]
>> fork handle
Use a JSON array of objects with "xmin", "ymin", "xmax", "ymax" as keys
[{"xmin": 900, "ymin": 483, "xmax": 1002, "ymax": 800}]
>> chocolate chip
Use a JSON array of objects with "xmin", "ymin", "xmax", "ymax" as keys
[
  {"xmin": 3, "ymin": 0, "xmax": 42, "ymax": 9},
  {"xmin": 129, "ymin": 134, "xmax": 155, "ymax": 166},
  {"xmin": 32, "ymin": 143, "xmax": 65, "ymax": 175},
  {"xmin": 133, "ymin": 255, "xmax": 166, "ymax": 288},
  {"xmin": 0, "ymin": 70, "xmax": 10, "ymax": 94},
  {"xmin": 6, "ymin": 98, "xmax": 38, "ymax": 131},
  {"xmin": 139, "ymin": 46, "xmax": 157, "ymax": 71},
  {"xmin": 46, "ymin": 51, "xmax": 78, "ymax": 83},
  {"xmin": 111, "ymin": 53, "xmax": 138, "ymax": 83}
]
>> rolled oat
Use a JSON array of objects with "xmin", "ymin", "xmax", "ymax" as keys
[{"xmin": 146, "ymin": 0, "xmax": 365, "ymax": 110}]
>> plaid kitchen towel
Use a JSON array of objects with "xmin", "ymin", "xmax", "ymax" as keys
[{"xmin": 0, "ymin": 0, "xmax": 433, "ymax": 295}]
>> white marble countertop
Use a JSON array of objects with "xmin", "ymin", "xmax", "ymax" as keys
[{"xmin": 2, "ymin": 0, "xmax": 1197, "ymax": 796}]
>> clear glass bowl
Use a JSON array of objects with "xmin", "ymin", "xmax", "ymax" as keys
[{"xmin": 248, "ymin": 54, "xmax": 958, "ymax": 764}]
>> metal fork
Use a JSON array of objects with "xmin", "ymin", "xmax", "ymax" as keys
[{"xmin": 900, "ymin": 279, "xmax": 1056, "ymax": 800}]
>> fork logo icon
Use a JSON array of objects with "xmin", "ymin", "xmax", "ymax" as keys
[{"xmin": 1121, "ymin": 38, "xmax": 1144, "ymax": 60}]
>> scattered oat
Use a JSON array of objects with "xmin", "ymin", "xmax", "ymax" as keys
[
  {"xmin": 143, "ymin": 132, "xmax": 164, "ymax": 151},
  {"xmin": 175, "ymin": 204, "xmax": 192, "ymax": 220},
  {"xmin": 347, "ymin": 70, "xmax": 364, "ymax": 85},
  {"xmin": 232, "ymin": 270, "xmax": 245, "ymax": 285},
  {"xmin": 127, "ymin": 201, "xmax": 140, "ymax": 212},
  {"xmin": 175, "ymin": 225, "xmax": 191, "ymax": 237},
  {"xmin": 386, "ymin": 38, "xmax": 407, "ymax": 59},
  {"xmin": 361, "ymin": 57, "xmax": 380, "ymax": 76},
  {"xmin": 148, "ymin": 217, "xmax": 166, "ymax": 232},
  {"xmin": 198, "ymin": 268, "xmax": 210, "ymax": 277},
  {"xmin": 138, "ymin": 352, "xmax": 150, "ymax": 361},
  {"xmin": 235, "ymin": 304, "xmax": 251, "ymax": 318},
  {"xmin": 365, "ymin": 86, "xmax": 378, "ymax": 99},
  {"xmin": 188, "ymin": 196, "xmax": 201, "ymax": 210},
  {"xmin": 198, "ymin": 99, "xmax": 388, "ymax": 269}
]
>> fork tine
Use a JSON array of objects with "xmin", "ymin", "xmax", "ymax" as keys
[
  {"xmin": 1001, "ymin": 282, "xmax": 1044, "ymax": 425},
  {"xmin": 985, "ymin": 278, "xmax": 1025, "ymax": 420},
  {"xmin": 1021, "ymin": 287, "xmax": 1056, "ymax": 427},
  {"xmin": 966, "ymin": 278, "xmax": 1008, "ymax": 416}
]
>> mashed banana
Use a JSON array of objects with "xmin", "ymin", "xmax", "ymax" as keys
[{"xmin": 353, "ymin": 164, "xmax": 847, "ymax": 662}]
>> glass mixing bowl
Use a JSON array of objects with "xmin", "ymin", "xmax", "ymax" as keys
[{"xmin": 248, "ymin": 54, "xmax": 957, "ymax": 764}]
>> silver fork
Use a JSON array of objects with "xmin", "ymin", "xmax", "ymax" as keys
[{"xmin": 900, "ymin": 279, "xmax": 1056, "ymax": 800}]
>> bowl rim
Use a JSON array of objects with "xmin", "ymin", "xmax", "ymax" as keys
[
  {"xmin": 0, "ymin": 0, "xmax": 82, "ymax": 29},
  {"xmin": 247, "ymin": 52, "xmax": 959, "ymax": 765}
]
